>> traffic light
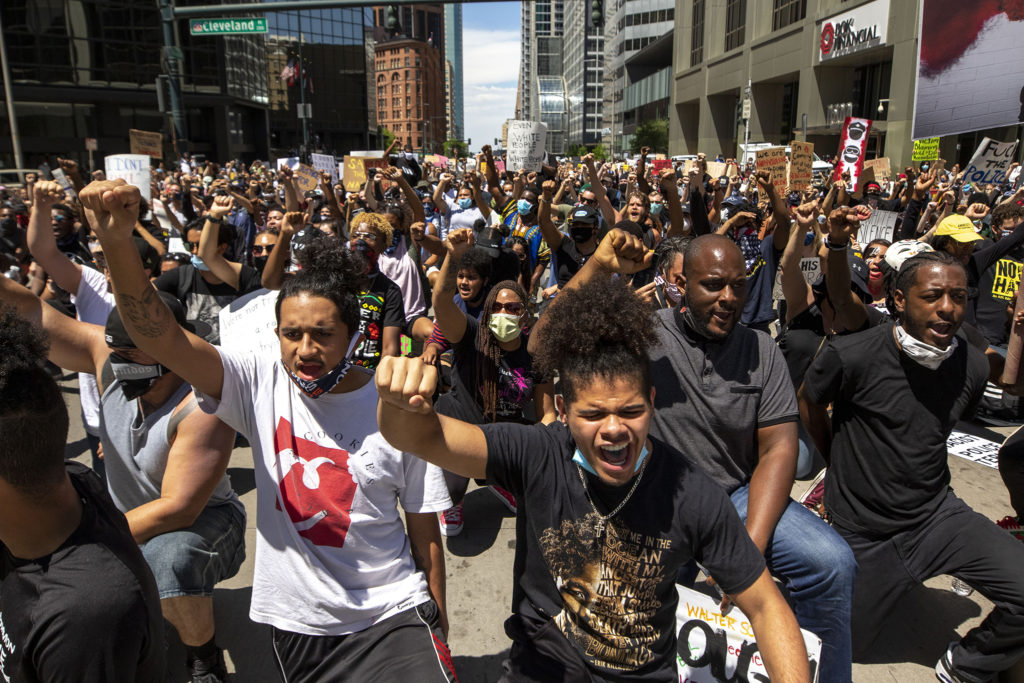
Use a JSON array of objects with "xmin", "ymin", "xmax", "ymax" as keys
[
  {"xmin": 591, "ymin": 0, "xmax": 603, "ymax": 27},
  {"xmin": 386, "ymin": 5, "xmax": 399, "ymax": 32}
]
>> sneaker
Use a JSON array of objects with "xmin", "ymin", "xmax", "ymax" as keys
[
  {"xmin": 488, "ymin": 485, "xmax": 517, "ymax": 514},
  {"xmin": 996, "ymin": 515, "xmax": 1024, "ymax": 542},
  {"xmin": 439, "ymin": 504, "xmax": 463, "ymax": 537},
  {"xmin": 188, "ymin": 648, "xmax": 227, "ymax": 683},
  {"xmin": 935, "ymin": 643, "xmax": 968, "ymax": 683}
]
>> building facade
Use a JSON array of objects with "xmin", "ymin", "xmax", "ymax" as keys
[
  {"xmin": 443, "ymin": 3, "xmax": 464, "ymax": 141},
  {"xmin": 373, "ymin": 37, "xmax": 445, "ymax": 152},
  {"xmin": 563, "ymin": 0, "xmax": 606, "ymax": 149},
  {"xmin": 517, "ymin": 0, "xmax": 567, "ymax": 155}
]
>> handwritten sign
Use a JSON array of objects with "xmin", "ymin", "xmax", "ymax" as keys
[
  {"xmin": 756, "ymin": 147, "xmax": 788, "ymax": 193},
  {"xmin": 506, "ymin": 120, "xmax": 548, "ymax": 172},
  {"xmin": 946, "ymin": 429, "xmax": 1000, "ymax": 469},
  {"xmin": 341, "ymin": 156, "xmax": 367, "ymax": 192},
  {"xmin": 293, "ymin": 163, "xmax": 319, "ymax": 193},
  {"xmin": 129, "ymin": 129, "xmax": 163, "ymax": 159},
  {"xmin": 651, "ymin": 159, "xmax": 671, "ymax": 173},
  {"xmin": 963, "ymin": 137, "xmax": 1020, "ymax": 186},
  {"xmin": 104, "ymin": 154, "xmax": 152, "ymax": 201},
  {"xmin": 857, "ymin": 209, "xmax": 899, "ymax": 244},
  {"xmin": 912, "ymin": 137, "xmax": 940, "ymax": 162},
  {"xmin": 310, "ymin": 153, "xmax": 337, "ymax": 185},
  {"xmin": 676, "ymin": 586, "xmax": 822, "ymax": 682},
  {"xmin": 800, "ymin": 256, "xmax": 821, "ymax": 284},
  {"xmin": 789, "ymin": 141, "xmax": 815, "ymax": 191},
  {"xmin": 860, "ymin": 157, "xmax": 891, "ymax": 188},
  {"xmin": 218, "ymin": 288, "xmax": 279, "ymax": 354}
]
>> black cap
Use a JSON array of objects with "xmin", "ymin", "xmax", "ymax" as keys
[
  {"xmin": 847, "ymin": 251, "xmax": 871, "ymax": 301},
  {"xmin": 476, "ymin": 227, "xmax": 504, "ymax": 258},
  {"xmin": 569, "ymin": 205, "xmax": 600, "ymax": 226},
  {"xmin": 104, "ymin": 291, "xmax": 211, "ymax": 348}
]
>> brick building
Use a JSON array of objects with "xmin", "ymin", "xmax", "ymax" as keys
[{"xmin": 373, "ymin": 37, "xmax": 445, "ymax": 152}]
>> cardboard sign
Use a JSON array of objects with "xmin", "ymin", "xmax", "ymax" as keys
[
  {"xmin": 963, "ymin": 138, "xmax": 1020, "ymax": 186},
  {"xmin": 860, "ymin": 157, "xmax": 891, "ymax": 187},
  {"xmin": 651, "ymin": 159, "xmax": 671, "ymax": 173},
  {"xmin": 705, "ymin": 161, "xmax": 726, "ymax": 178},
  {"xmin": 218, "ymin": 288, "xmax": 279, "ymax": 354},
  {"xmin": 800, "ymin": 256, "xmax": 822, "ymax": 284},
  {"xmin": 857, "ymin": 209, "xmax": 899, "ymax": 244},
  {"xmin": 676, "ymin": 586, "xmax": 822, "ymax": 682},
  {"xmin": 789, "ymin": 141, "xmax": 815, "ymax": 191},
  {"xmin": 912, "ymin": 137, "xmax": 940, "ymax": 162},
  {"xmin": 506, "ymin": 120, "xmax": 548, "ymax": 172},
  {"xmin": 293, "ymin": 163, "xmax": 319, "ymax": 193},
  {"xmin": 495, "ymin": 160, "xmax": 506, "ymax": 174},
  {"xmin": 129, "ymin": 129, "xmax": 163, "ymax": 159},
  {"xmin": 833, "ymin": 117, "xmax": 872, "ymax": 191},
  {"xmin": 342, "ymin": 156, "xmax": 367, "ymax": 192},
  {"xmin": 755, "ymin": 147, "xmax": 788, "ymax": 193},
  {"xmin": 276, "ymin": 157, "xmax": 299, "ymax": 171},
  {"xmin": 946, "ymin": 429, "xmax": 1000, "ymax": 469},
  {"xmin": 85, "ymin": 137, "xmax": 98, "ymax": 152},
  {"xmin": 104, "ymin": 154, "xmax": 152, "ymax": 202},
  {"xmin": 310, "ymin": 153, "xmax": 337, "ymax": 185}
]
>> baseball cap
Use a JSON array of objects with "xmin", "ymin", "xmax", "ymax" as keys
[
  {"xmin": 569, "ymin": 205, "xmax": 599, "ymax": 226},
  {"xmin": 847, "ymin": 251, "xmax": 871, "ymax": 301},
  {"xmin": 935, "ymin": 215, "xmax": 983, "ymax": 243},
  {"xmin": 104, "ymin": 291, "xmax": 211, "ymax": 348},
  {"xmin": 475, "ymin": 227, "xmax": 504, "ymax": 258}
]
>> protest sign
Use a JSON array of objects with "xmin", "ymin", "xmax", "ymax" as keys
[
  {"xmin": 105, "ymin": 154, "xmax": 152, "ymax": 201},
  {"xmin": 436, "ymin": 154, "xmax": 449, "ymax": 168},
  {"xmin": 676, "ymin": 586, "xmax": 822, "ymax": 682},
  {"xmin": 218, "ymin": 289, "xmax": 279, "ymax": 354},
  {"xmin": 800, "ymin": 257, "xmax": 821, "ymax": 284},
  {"xmin": 755, "ymin": 146, "xmax": 788, "ymax": 193},
  {"xmin": 962, "ymin": 138, "xmax": 1019, "ymax": 186},
  {"xmin": 276, "ymin": 157, "xmax": 299, "ymax": 171},
  {"xmin": 860, "ymin": 157, "xmax": 891, "ymax": 190},
  {"xmin": 310, "ymin": 153, "xmax": 337, "ymax": 185},
  {"xmin": 857, "ymin": 209, "xmax": 899, "ymax": 244},
  {"xmin": 789, "ymin": 141, "xmax": 814, "ymax": 191},
  {"xmin": 946, "ymin": 430, "xmax": 1000, "ymax": 469},
  {"xmin": 506, "ymin": 120, "xmax": 548, "ymax": 172},
  {"xmin": 705, "ymin": 160, "xmax": 728, "ymax": 178},
  {"xmin": 51, "ymin": 168, "xmax": 76, "ymax": 199},
  {"xmin": 342, "ymin": 156, "xmax": 367, "ymax": 192},
  {"xmin": 129, "ymin": 129, "xmax": 163, "ymax": 159},
  {"xmin": 912, "ymin": 137, "xmax": 940, "ymax": 162},
  {"xmin": 833, "ymin": 117, "xmax": 872, "ymax": 191},
  {"xmin": 293, "ymin": 163, "xmax": 320, "ymax": 193},
  {"xmin": 495, "ymin": 159, "xmax": 506, "ymax": 174},
  {"xmin": 651, "ymin": 159, "xmax": 671, "ymax": 173}
]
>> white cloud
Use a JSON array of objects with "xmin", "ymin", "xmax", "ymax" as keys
[{"xmin": 461, "ymin": 28, "xmax": 520, "ymax": 149}]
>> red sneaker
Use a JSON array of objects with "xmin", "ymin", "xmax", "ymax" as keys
[
  {"xmin": 439, "ymin": 503, "xmax": 463, "ymax": 537},
  {"xmin": 996, "ymin": 515, "xmax": 1023, "ymax": 542},
  {"xmin": 488, "ymin": 485, "xmax": 517, "ymax": 514}
]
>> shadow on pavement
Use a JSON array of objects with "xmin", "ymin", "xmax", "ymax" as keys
[
  {"xmin": 227, "ymin": 466, "xmax": 257, "ymax": 496},
  {"xmin": 445, "ymin": 488, "xmax": 514, "ymax": 557},
  {"xmin": 855, "ymin": 584, "xmax": 982, "ymax": 666},
  {"xmin": 453, "ymin": 651, "xmax": 509, "ymax": 682},
  {"xmin": 64, "ymin": 437, "xmax": 88, "ymax": 460}
]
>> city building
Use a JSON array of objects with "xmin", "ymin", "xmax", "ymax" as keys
[
  {"xmin": 670, "ymin": 0, "xmax": 1018, "ymax": 167},
  {"xmin": 517, "ymin": 0, "xmax": 566, "ymax": 155},
  {"xmin": 563, "ymin": 0, "xmax": 606, "ymax": 149},
  {"xmin": 443, "ymin": 3, "xmax": 464, "ymax": 141},
  {"xmin": 620, "ymin": 31, "xmax": 672, "ymax": 153},
  {"xmin": 603, "ymin": 0, "xmax": 675, "ymax": 155},
  {"xmin": 373, "ymin": 37, "xmax": 445, "ymax": 152}
]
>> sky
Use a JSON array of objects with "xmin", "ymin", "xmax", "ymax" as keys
[{"xmin": 461, "ymin": 2, "xmax": 520, "ymax": 151}]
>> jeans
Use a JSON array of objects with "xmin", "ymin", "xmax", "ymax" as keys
[
  {"xmin": 678, "ymin": 485, "xmax": 856, "ymax": 683},
  {"xmin": 837, "ymin": 490, "xmax": 1024, "ymax": 682}
]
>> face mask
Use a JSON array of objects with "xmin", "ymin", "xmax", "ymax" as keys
[
  {"xmin": 281, "ymin": 333, "xmax": 360, "ymax": 399},
  {"xmin": 353, "ymin": 239, "xmax": 379, "ymax": 268},
  {"xmin": 650, "ymin": 202, "xmax": 663, "ymax": 216},
  {"xmin": 488, "ymin": 313, "xmax": 521, "ymax": 342},
  {"xmin": 110, "ymin": 353, "xmax": 166, "ymax": 400},
  {"xmin": 0, "ymin": 217, "xmax": 17, "ymax": 235},
  {"xmin": 253, "ymin": 255, "xmax": 269, "ymax": 273},
  {"xmin": 893, "ymin": 324, "xmax": 958, "ymax": 370},
  {"xmin": 654, "ymin": 274, "xmax": 682, "ymax": 306},
  {"xmin": 517, "ymin": 199, "xmax": 534, "ymax": 216},
  {"xmin": 190, "ymin": 254, "xmax": 210, "ymax": 271},
  {"xmin": 572, "ymin": 443, "xmax": 650, "ymax": 476},
  {"xmin": 569, "ymin": 226, "xmax": 594, "ymax": 243},
  {"xmin": 458, "ymin": 197, "xmax": 473, "ymax": 210}
]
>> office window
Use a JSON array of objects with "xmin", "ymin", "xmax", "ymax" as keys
[
  {"xmin": 690, "ymin": 0, "xmax": 705, "ymax": 66},
  {"xmin": 724, "ymin": 0, "xmax": 746, "ymax": 51},
  {"xmin": 772, "ymin": 0, "xmax": 806, "ymax": 30}
]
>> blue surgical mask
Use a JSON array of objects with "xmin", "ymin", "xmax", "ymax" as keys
[
  {"xmin": 458, "ymin": 197, "xmax": 473, "ymax": 210},
  {"xmin": 650, "ymin": 202, "xmax": 663, "ymax": 216},
  {"xmin": 190, "ymin": 254, "xmax": 210, "ymax": 271},
  {"xmin": 572, "ymin": 443, "xmax": 650, "ymax": 476},
  {"xmin": 517, "ymin": 199, "xmax": 533, "ymax": 216}
]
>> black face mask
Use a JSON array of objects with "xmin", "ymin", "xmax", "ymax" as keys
[
  {"xmin": 109, "ymin": 353, "xmax": 166, "ymax": 400},
  {"xmin": 253, "ymin": 255, "xmax": 269, "ymax": 273},
  {"xmin": 0, "ymin": 217, "xmax": 16, "ymax": 236},
  {"xmin": 569, "ymin": 226, "xmax": 594, "ymax": 244}
]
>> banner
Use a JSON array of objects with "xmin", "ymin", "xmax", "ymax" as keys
[
  {"xmin": 962, "ymin": 138, "xmax": 1020, "ymax": 186},
  {"xmin": 104, "ymin": 154, "xmax": 152, "ymax": 202},
  {"xmin": 342, "ymin": 156, "xmax": 367, "ymax": 192},
  {"xmin": 675, "ymin": 586, "xmax": 822, "ymax": 682},
  {"xmin": 506, "ymin": 120, "xmax": 548, "ymax": 172},
  {"xmin": 755, "ymin": 147, "xmax": 788, "ymax": 193},
  {"xmin": 129, "ymin": 129, "xmax": 163, "ymax": 159},
  {"xmin": 310, "ymin": 153, "xmax": 337, "ymax": 185},
  {"xmin": 833, "ymin": 117, "xmax": 872, "ymax": 191},
  {"xmin": 914, "ymin": 0, "xmax": 1024, "ymax": 139},
  {"xmin": 293, "ymin": 163, "xmax": 320, "ymax": 193},
  {"xmin": 946, "ymin": 429, "xmax": 1000, "ymax": 469},
  {"xmin": 912, "ymin": 137, "xmax": 940, "ymax": 162},
  {"xmin": 218, "ymin": 289, "xmax": 279, "ymax": 355},
  {"xmin": 789, "ymin": 141, "xmax": 815, "ymax": 191},
  {"xmin": 857, "ymin": 209, "xmax": 899, "ymax": 244}
]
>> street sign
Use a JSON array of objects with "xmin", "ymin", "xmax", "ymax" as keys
[
  {"xmin": 189, "ymin": 17, "xmax": 267, "ymax": 35},
  {"xmin": 741, "ymin": 98, "xmax": 751, "ymax": 120},
  {"xmin": 85, "ymin": 138, "xmax": 98, "ymax": 151}
]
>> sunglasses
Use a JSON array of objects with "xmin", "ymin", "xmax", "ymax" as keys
[
  {"xmin": 183, "ymin": 241, "xmax": 199, "ymax": 252},
  {"xmin": 252, "ymin": 244, "xmax": 276, "ymax": 255},
  {"xmin": 352, "ymin": 231, "xmax": 380, "ymax": 243},
  {"xmin": 491, "ymin": 301, "xmax": 525, "ymax": 315}
]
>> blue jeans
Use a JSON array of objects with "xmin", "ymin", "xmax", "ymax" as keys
[{"xmin": 680, "ymin": 485, "xmax": 856, "ymax": 683}]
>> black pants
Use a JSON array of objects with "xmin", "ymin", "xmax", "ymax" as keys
[
  {"xmin": 271, "ymin": 601, "xmax": 457, "ymax": 683},
  {"xmin": 999, "ymin": 426, "xmax": 1024, "ymax": 519},
  {"xmin": 837, "ymin": 490, "xmax": 1024, "ymax": 681}
]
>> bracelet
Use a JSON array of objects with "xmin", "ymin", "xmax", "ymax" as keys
[
  {"xmin": 205, "ymin": 215, "xmax": 225, "ymax": 224},
  {"xmin": 825, "ymin": 236, "xmax": 849, "ymax": 251}
]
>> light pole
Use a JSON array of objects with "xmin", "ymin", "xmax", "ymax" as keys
[{"xmin": 0, "ymin": 10, "xmax": 25, "ymax": 170}]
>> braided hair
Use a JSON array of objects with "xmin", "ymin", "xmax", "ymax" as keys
[
  {"xmin": 475, "ymin": 280, "xmax": 529, "ymax": 422},
  {"xmin": 886, "ymin": 251, "xmax": 964, "ymax": 321}
]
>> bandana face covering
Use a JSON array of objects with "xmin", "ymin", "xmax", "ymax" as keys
[
  {"xmin": 894, "ymin": 324, "xmax": 958, "ymax": 370},
  {"xmin": 654, "ymin": 275, "xmax": 682, "ymax": 306},
  {"xmin": 282, "ymin": 334, "xmax": 361, "ymax": 398},
  {"xmin": 110, "ymin": 353, "xmax": 167, "ymax": 400},
  {"xmin": 573, "ymin": 443, "xmax": 650, "ymax": 476}
]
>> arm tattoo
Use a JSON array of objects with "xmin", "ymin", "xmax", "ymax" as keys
[{"xmin": 119, "ymin": 286, "xmax": 173, "ymax": 338}]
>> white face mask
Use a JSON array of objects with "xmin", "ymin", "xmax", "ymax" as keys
[{"xmin": 893, "ymin": 324, "xmax": 958, "ymax": 370}]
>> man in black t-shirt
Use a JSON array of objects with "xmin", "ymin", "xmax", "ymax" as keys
[
  {"xmin": 800, "ymin": 252, "xmax": 1024, "ymax": 683},
  {"xmin": 0, "ymin": 309, "xmax": 164, "ymax": 682},
  {"xmin": 352, "ymin": 271, "xmax": 405, "ymax": 369},
  {"xmin": 538, "ymin": 191, "xmax": 600, "ymax": 287}
]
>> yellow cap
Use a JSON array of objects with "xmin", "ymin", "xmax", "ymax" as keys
[{"xmin": 935, "ymin": 214, "xmax": 983, "ymax": 243}]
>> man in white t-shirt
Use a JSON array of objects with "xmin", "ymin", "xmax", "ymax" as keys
[{"xmin": 83, "ymin": 178, "xmax": 457, "ymax": 682}]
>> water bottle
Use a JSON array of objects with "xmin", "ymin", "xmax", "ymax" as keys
[{"xmin": 951, "ymin": 577, "xmax": 974, "ymax": 597}]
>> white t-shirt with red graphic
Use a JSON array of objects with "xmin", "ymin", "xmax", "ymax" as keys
[{"xmin": 195, "ymin": 346, "xmax": 451, "ymax": 636}]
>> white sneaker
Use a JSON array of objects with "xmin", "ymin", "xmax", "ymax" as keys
[
  {"xmin": 439, "ymin": 504, "xmax": 463, "ymax": 537},
  {"xmin": 935, "ymin": 643, "xmax": 967, "ymax": 683}
]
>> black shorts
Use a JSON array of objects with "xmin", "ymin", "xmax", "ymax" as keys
[{"xmin": 271, "ymin": 600, "xmax": 457, "ymax": 682}]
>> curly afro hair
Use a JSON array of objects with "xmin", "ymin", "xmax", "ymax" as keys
[
  {"xmin": 350, "ymin": 211, "xmax": 394, "ymax": 246},
  {"xmin": 0, "ymin": 306, "xmax": 69, "ymax": 494},
  {"xmin": 533, "ymin": 277, "xmax": 656, "ymax": 403},
  {"xmin": 276, "ymin": 235, "xmax": 364, "ymax": 336}
]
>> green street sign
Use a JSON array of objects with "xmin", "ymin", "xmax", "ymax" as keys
[{"xmin": 189, "ymin": 17, "xmax": 267, "ymax": 35}]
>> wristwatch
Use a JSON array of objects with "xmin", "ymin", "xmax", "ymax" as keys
[
  {"xmin": 824, "ymin": 235, "xmax": 849, "ymax": 251},
  {"xmin": 206, "ymin": 215, "xmax": 226, "ymax": 224}
]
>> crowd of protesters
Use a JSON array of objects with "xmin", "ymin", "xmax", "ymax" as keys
[{"xmin": 1, "ymin": 141, "xmax": 1024, "ymax": 683}]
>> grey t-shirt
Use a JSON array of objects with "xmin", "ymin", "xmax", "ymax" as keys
[{"xmin": 648, "ymin": 308, "xmax": 798, "ymax": 493}]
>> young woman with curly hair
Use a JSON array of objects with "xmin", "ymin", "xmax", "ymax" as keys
[
  {"xmin": 429, "ymin": 228, "xmax": 556, "ymax": 536},
  {"xmin": 376, "ymin": 229, "xmax": 810, "ymax": 683}
]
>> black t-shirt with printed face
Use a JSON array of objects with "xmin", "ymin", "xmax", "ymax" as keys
[
  {"xmin": 483, "ymin": 421, "xmax": 765, "ymax": 681},
  {"xmin": 154, "ymin": 264, "xmax": 262, "ymax": 344},
  {"xmin": 802, "ymin": 323, "xmax": 988, "ymax": 535},
  {"xmin": 0, "ymin": 462, "xmax": 165, "ymax": 682},
  {"xmin": 351, "ymin": 270, "xmax": 405, "ymax": 369}
]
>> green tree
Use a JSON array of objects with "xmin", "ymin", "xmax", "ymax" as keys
[
  {"xmin": 378, "ymin": 126, "xmax": 396, "ymax": 151},
  {"xmin": 591, "ymin": 144, "xmax": 607, "ymax": 162},
  {"xmin": 568, "ymin": 143, "xmax": 588, "ymax": 157},
  {"xmin": 630, "ymin": 119, "xmax": 668, "ymax": 155},
  {"xmin": 443, "ymin": 138, "xmax": 467, "ymax": 157}
]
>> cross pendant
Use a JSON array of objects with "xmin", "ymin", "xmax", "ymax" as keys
[{"xmin": 594, "ymin": 518, "xmax": 605, "ymax": 538}]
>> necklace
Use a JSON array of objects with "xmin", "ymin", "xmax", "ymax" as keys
[{"xmin": 575, "ymin": 447, "xmax": 651, "ymax": 539}]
